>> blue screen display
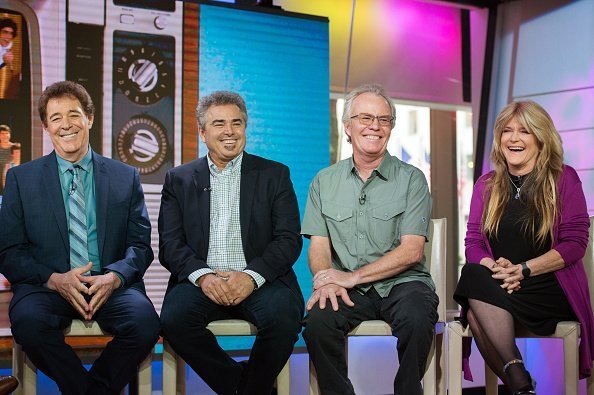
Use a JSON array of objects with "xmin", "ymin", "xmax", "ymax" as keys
[{"xmin": 198, "ymin": 4, "xmax": 329, "ymax": 349}]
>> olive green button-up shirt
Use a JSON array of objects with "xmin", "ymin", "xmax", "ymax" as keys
[{"xmin": 301, "ymin": 153, "xmax": 434, "ymax": 297}]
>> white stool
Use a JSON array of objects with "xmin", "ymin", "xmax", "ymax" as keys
[
  {"xmin": 163, "ymin": 319, "xmax": 290, "ymax": 395},
  {"xmin": 12, "ymin": 319, "xmax": 152, "ymax": 395}
]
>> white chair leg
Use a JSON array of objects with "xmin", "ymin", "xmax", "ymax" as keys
[
  {"xmin": 12, "ymin": 342, "xmax": 24, "ymax": 395},
  {"xmin": 309, "ymin": 358, "xmax": 320, "ymax": 395},
  {"xmin": 447, "ymin": 322, "xmax": 464, "ymax": 395},
  {"xmin": 22, "ymin": 353, "xmax": 37, "ymax": 395},
  {"xmin": 564, "ymin": 327, "xmax": 579, "ymax": 395},
  {"xmin": 138, "ymin": 349, "xmax": 153, "ymax": 395},
  {"xmin": 435, "ymin": 332, "xmax": 446, "ymax": 395},
  {"xmin": 276, "ymin": 359, "xmax": 290, "ymax": 395},
  {"xmin": 484, "ymin": 363, "xmax": 498, "ymax": 395},
  {"xmin": 175, "ymin": 350, "xmax": 186, "ymax": 394},
  {"xmin": 162, "ymin": 341, "xmax": 179, "ymax": 395}
]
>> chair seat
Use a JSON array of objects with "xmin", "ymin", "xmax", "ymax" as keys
[
  {"xmin": 347, "ymin": 320, "xmax": 392, "ymax": 336},
  {"xmin": 64, "ymin": 320, "xmax": 108, "ymax": 336},
  {"xmin": 206, "ymin": 319, "xmax": 258, "ymax": 336},
  {"xmin": 0, "ymin": 328, "xmax": 12, "ymax": 337},
  {"xmin": 347, "ymin": 320, "xmax": 445, "ymax": 337},
  {"xmin": 447, "ymin": 319, "xmax": 586, "ymax": 395},
  {"xmin": 515, "ymin": 321, "xmax": 580, "ymax": 339}
]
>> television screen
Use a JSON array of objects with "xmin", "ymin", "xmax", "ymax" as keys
[{"xmin": 0, "ymin": 11, "xmax": 23, "ymax": 100}]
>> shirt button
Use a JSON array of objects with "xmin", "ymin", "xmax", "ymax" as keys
[
  {"xmin": 359, "ymin": 234, "xmax": 364, "ymax": 239},
  {"xmin": 359, "ymin": 211, "xmax": 363, "ymax": 216},
  {"xmin": 384, "ymin": 213, "xmax": 389, "ymax": 218}
]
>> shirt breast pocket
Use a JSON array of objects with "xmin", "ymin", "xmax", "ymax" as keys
[
  {"xmin": 370, "ymin": 201, "xmax": 406, "ymax": 249},
  {"xmin": 321, "ymin": 201, "xmax": 354, "ymax": 243}
]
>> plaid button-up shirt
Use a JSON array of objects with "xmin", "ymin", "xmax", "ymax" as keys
[{"xmin": 188, "ymin": 152, "xmax": 265, "ymax": 288}]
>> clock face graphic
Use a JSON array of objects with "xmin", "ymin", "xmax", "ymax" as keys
[
  {"xmin": 116, "ymin": 115, "xmax": 169, "ymax": 174},
  {"xmin": 115, "ymin": 45, "xmax": 171, "ymax": 105},
  {"xmin": 112, "ymin": 30, "xmax": 175, "ymax": 183}
]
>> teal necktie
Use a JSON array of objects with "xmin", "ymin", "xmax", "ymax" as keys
[{"xmin": 68, "ymin": 165, "xmax": 89, "ymax": 271}]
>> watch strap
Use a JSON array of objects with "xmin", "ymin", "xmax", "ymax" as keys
[
  {"xmin": 250, "ymin": 276, "xmax": 259, "ymax": 291},
  {"xmin": 521, "ymin": 261, "xmax": 531, "ymax": 279}
]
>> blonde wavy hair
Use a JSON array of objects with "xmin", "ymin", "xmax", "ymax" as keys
[{"xmin": 482, "ymin": 100, "xmax": 564, "ymax": 248}]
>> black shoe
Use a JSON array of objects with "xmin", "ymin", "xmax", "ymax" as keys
[
  {"xmin": 0, "ymin": 376, "xmax": 18, "ymax": 395},
  {"xmin": 512, "ymin": 374, "xmax": 536, "ymax": 395}
]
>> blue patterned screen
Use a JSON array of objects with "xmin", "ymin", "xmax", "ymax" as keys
[{"xmin": 198, "ymin": 4, "xmax": 329, "ymax": 349}]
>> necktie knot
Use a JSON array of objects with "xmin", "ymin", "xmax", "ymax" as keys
[
  {"xmin": 68, "ymin": 165, "xmax": 82, "ymax": 195},
  {"xmin": 68, "ymin": 164, "xmax": 82, "ymax": 174}
]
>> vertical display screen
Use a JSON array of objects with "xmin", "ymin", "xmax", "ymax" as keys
[
  {"xmin": 0, "ymin": 11, "xmax": 22, "ymax": 100},
  {"xmin": 67, "ymin": 22, "xmax": 104, "ymax": 155},
  {"xmin": 198, "ymin": 4, "xmax": 329, "ymax": 349},
  {"xmin": 0, "ymin": 9, "xmax": 31, "ymax": 197},
  {"xmin": 112, "ymin": 30, "xmax": 175, "ymax": 184}
]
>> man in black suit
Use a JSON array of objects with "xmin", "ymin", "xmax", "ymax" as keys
[
  {"xmin": 0, "ymin": 81, "xmax": 160, "ymax": 394},
  {"xmin": 159, "ymin": 91, "xmax": 304, "ymax": 395}
]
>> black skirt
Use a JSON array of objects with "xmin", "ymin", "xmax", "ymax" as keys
[{"xmin": 454, "ymin": 263, "xmax": 576, "ymax": 335}]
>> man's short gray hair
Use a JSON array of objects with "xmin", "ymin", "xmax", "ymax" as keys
[
  {"xmin": 196, "ymin": 91, "xmax": 248, "ymax": 130},
  {"xmin": 342, "ymin": 83, "xmax": 396, "ymax": 126}
]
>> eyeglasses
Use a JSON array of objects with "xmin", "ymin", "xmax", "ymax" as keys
[{"xmin": 350, "ymin": 113, "xmax": 394, "ymax": 127}]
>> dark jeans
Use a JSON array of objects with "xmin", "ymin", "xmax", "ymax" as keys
[
  {"xmin": 9, "ymin": 287, "xmax": 161, "ymax": 395},
  {"xmin": 303, "ymin": 281, "xmax": 439, "ymax": 395},
  {"xmin": 160, "ymin": 280, "xmax": 304, "ymax": 395}
]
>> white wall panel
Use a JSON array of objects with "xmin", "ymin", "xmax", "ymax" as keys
[
  {"xmin": 513, "ymin": 0, "xmax": 594, "ymax": 97},
  {"xmin": 520, "ymin": 88, "xmax": 594, "ymax": 132}
]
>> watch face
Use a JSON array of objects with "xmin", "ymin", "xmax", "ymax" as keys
[
  {"xmin": 115, "ymin": 45, "xmax": 171, "ymax": 105},
  {"xmin": 116, "ymin": 115, "xmax": 168, "ymax": 174}
]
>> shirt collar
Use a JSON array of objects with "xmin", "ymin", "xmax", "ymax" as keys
[
  {"xmin": 56, "ymin": 146, "xmax": 93, "ymax": 175},
  {"xmin": 349, "ymin": 152, "xmax": 391, "ymax": 181},
  {"xmin": 207, "ymin": 151, "xmax": 244, "ymax": 175}
]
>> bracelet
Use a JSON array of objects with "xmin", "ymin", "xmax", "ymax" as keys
[
  {"xmin": 250, "ymin": 276, "xmax": 259, "ymax": 291},
  {"xmin": 503, "ymin": 358, "xmax": 524, "ymax": 372}
]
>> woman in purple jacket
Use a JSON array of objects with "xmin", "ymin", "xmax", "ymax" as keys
[{"xmin": 454, "ymin": 101, "xmax": 594, "ymax": 395}]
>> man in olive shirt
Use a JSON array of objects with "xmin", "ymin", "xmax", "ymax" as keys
[{"xmin": 301, "ymin": 83, "xmax": 439, "ymax": 395}]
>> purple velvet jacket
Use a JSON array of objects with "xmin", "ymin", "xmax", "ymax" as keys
[{"xmin": 463, "ymin": 165, "xmax": 594, "ymax": 379}]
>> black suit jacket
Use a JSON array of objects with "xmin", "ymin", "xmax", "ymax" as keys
[
  {"xmin": 158, "ymin": 152, "xmax": 303, "ymax": 300},
  {"xmin": 0, "ymin": 151, "xmax": 153, "ymax": 307}
]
